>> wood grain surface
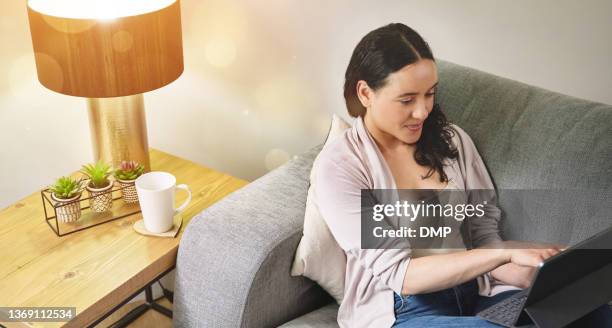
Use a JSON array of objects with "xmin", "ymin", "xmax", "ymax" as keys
[{"xmin": 0, "ymin": 149, "xmax": 248, "ymax": 327}]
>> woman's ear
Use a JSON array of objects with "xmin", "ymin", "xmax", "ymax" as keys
[{"xmin": 356, "ymin": 80, "xmax": 373, "ymax": 108}]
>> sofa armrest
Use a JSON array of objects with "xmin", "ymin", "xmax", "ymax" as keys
[{"xmin": 173, "ymin": 144, "xmax": 333, "ymax": 328}]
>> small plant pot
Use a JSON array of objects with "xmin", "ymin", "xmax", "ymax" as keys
[
  {"xmin": 51, "ymin": 192, "xmax": 82, "ymax": 223},
  {"xmin": 87, "ymin": 182, "xmax": 114, "ymax": 212},
  {"xmin": 117, "ymin": 178, "xmax": 139, "ymax": 204}
]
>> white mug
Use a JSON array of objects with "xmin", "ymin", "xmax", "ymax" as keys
[{"xmin": 135, "ymin": 171, "xmax": 192, "ymax": 233}]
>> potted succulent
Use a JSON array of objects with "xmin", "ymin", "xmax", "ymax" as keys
[
  {"xmin": 49, "ymin": 176, "xmax": 85, "ymax": 223},
  {"xmin": 81, "ymin": 161, "xmax": 114, "ymax": 212},
  {"xmin": 114, "ymin": 160, "xmax": 145, "ymax": 203}
]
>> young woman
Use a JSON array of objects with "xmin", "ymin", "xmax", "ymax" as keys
[{"xmin": 313, "ymin": 23, "xmax": 611, "ymax": 327}]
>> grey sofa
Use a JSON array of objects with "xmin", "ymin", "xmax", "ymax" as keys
[{"xmin": 173, "ymin": 60, "xmax": 612, "ymax": 327}]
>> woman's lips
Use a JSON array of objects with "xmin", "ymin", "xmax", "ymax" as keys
[{"xmin": 404, "ymin": 122, "xmax": 423, "ymax": 131}]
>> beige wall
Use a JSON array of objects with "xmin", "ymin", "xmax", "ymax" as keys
[{"xmin": 1, "ymin": 0, "xmax": 611, "ymax": 209}]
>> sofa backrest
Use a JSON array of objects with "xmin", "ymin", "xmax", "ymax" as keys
[{"xmin": 435, "ymin": 60, "xmax": 612, "ymax": 245}]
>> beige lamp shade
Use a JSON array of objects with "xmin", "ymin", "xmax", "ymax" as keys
[{"xmin": 27, "ymin": 0, "xmax": 184, "ymax": 98}]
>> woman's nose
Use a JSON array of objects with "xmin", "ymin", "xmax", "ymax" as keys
[{"xmin": 412, "ymin": 101, "xmax": 429, "ymax": 120}]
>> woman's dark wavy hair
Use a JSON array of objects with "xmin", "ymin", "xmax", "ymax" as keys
[{"xmin": 343, "ymin": 23, "xmax": 458, "ymax": 182}]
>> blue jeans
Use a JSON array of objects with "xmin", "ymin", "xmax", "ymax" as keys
[{"xmin": 393, "ymin": 278, "xmax": 612, "ymax": 327}]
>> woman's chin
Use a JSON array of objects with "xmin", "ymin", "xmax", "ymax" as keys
[
  {"xmin": 398, "ymin": 130, "xmax": 422, "ymax": 144},
  {"xmin": 399, "ymin": 135, "xmax": 420, "ymax": 145}
]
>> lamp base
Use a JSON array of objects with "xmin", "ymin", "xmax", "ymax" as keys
[{"xmin": 87, "ymin": 95, "xmax": 151, "ymax": 172}]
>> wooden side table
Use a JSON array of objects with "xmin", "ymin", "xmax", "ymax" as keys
[{"xmin": 0, "ymin": 149, "xmax": 249, "ymax": 328}]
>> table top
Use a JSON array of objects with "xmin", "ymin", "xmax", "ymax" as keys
[{"xmin": 0, "ymin": 149, "xmax": 249, "ymax": 328}]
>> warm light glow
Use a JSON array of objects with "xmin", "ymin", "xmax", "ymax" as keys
[
  {"xmin": 112, "ymin": 31, "xmax": 134, "ymax": 52},
  {"xmin": 205, "ymin": 38, "xmax": 237, "ymax": 68},
  {"xmin": 8, "ymin": 54, "xmax": 39, "ymax": 99},
  {"xmin": 28, "ymin": 0, "xmax": 177, "ymax": 19}
]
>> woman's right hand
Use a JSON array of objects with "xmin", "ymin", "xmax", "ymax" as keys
[{"xmin": 500, "ymin": 240, "xmax": 565, "ymax": 267}]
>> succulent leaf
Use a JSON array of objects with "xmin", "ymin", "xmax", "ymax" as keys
[
  {"xmin": 80, "ymin": 160, "xmax": 113, "ymax": 188},
  {"xmin": 49, "ymin": 176, "xmax": 85, "ymax": 199},
  {"xmin": 114, "ymin": 160, "xmax": 145, "ymax": 181}
]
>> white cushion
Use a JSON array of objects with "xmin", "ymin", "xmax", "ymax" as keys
[{"xmin": 290, "ymin": 114, "xmax": 351, "ymax": 304}]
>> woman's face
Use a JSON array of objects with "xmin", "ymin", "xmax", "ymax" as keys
[{"xmin": 358, "ymin": 59, "xmax": 438, "ymax": 146}]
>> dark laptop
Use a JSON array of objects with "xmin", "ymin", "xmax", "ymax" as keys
[{"xmin": 476, "ymin": 225, "xmax": 612, "ymax": 328}]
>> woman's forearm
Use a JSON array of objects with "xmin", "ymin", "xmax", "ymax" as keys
[
  {"xmin": 401, "ymin": 248, "xmax": 508, "ymax": 296},
  {"xmin": 400, "ymin": 241, "xmax": 563, "ymax": 296},
  {"xmin": 490, "ymin": 262, "xmax": 537, "ymax": 289}
]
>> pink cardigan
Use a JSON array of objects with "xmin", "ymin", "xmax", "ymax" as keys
[{"xmin": 314, "ymin": 115, "xmax": 520, "ymax": 328}]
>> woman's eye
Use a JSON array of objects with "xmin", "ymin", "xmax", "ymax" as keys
[{"xmin": 400, "ymin": 92, "xmax": 434, "ymax": 104}]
